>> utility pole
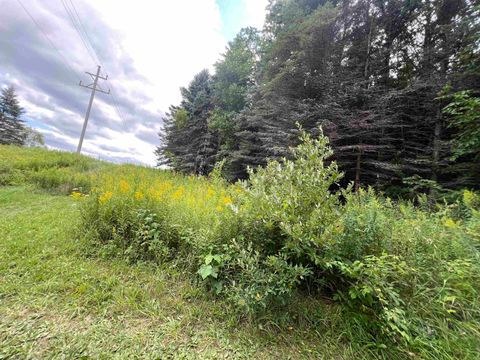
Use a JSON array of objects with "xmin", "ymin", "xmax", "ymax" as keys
[{"xmin": 77, "ymin": 65, "xmax": 110, "ymax": 153}]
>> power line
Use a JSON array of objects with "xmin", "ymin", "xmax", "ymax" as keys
[
  {"xmin": 15, "ymin": 0, "xmax": 80, "ymax": 81},
  {"xmin": 64, "ymin": 1, "xmax": 128, "ymax": 130},
  {"xmin": 60, "ymin": 0, "xmax": 98, "ymax": 66},
  {"xmin": 110, "ymin": 90, "xmax": 129, "ymax": 128},
  {"xmin": 68, "ymin": 0, "xmax": 103, "ymax": 66}
]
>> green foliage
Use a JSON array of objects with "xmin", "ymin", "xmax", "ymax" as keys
[
  {"xmin": 174, "ymin": 108, "xmax": 189, "ymax": 129},
  {"xmin": 443, "ymin": 90, "xmax": 480, "ymax": 160},
  {"xmin": 4, "ymin": 187, "xmax": 372, "ymax": 359},
  {"xmin": 214, "ymin": 28, "xmax": 260, "ymax": 112},
  {"xmin": 24, "ymin": 126, "xmax": 45, "ymax": 147},
  {"xmin": 207, "ymin": 109, "xmax": 234, "ymax": 143},
  {"xmin": 233, "ymin": 127, "xmax": 346, "ymax": 262},
  {"xmin": 3, "ymin": 139, "xmax": 480, "ymax": 358},
  {"xmin": 156, "ymin": 70, "xmax": 217, "ymax": 174},
  {"xmin": 0, "ymin": 86, "xmax": 26, "ymax": 146},
  {"xmin": 157, "ymin": 0, "xmax": 480, "ymax": 189},
  {"xmin": 330, "ymin": 255, "xmax": 413, "ymax": 342},
  {"xmin": 201, "ymin": 129, "xmax": 480, "ymax": 349},
  {"xmin": 128, "ymin": 209, "xmax": 180, "ymax": 263}
]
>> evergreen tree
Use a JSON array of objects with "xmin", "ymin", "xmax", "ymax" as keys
[
  {"xmin": 0, "ymin": 86, "xmax": 26, "ymax": 146},
  {"xmin": 156, "ymin": 0, "xmax": 480, "ymax": 190},
  {"xmin": 156, "ymin": 70, "xmax": 217, "ymax": 175}
]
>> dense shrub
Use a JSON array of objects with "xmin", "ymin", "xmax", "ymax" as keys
[{"xmin": 198, "ymin": 131, "xmax": 480, "ymax": 347}]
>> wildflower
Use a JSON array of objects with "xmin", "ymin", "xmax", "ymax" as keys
[
  {"xmin": 154, "ymin": 181, "xmax": 173, "ymax": 199},
  {"xmin": 463, "ymin": 190, "xmax": 477, "ymax": 208},
  {"xmin": 99, "ymin": 191, "xmax": 113, "ymax": 204},
  {"xmin": 205, "ymin": 187, "xmax": 215, "ymax": 200},
  {"xmin": 134, "ymin": 191, "xmax": 144, "ymax": 200},
  {"xmin": 71, "ymin": 191, "xmax": 83, "ymax": 200},
  {"xmin": 221, "ymin": 196, "xmax": 233, "ymax": 206},
  {"xmin": 119, "ymin": 180, "xmax": 130, "ymax": 193},
  {"xmin": 444, "ymin": 218, "xmax": 458, "ymax": 228},
  {"xmin": 172, "ymin": 186, "xmax": 185, "ymax": 200},
  {"xmin": 216, "ymin": 205, "xmax": 223, "ymax": 212},
  {"xmin": 187, "ymin": 195, "xmax": 196, "ymax": 207}
]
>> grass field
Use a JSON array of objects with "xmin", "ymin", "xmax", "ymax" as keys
[{"xmin": 0, "ymin": 186, "xmax": 370, "ymax": 359}]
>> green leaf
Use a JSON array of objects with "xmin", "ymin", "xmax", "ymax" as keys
[
  {"xmin": 205, "ymin": 254, "xmax": 214, "ymax": 265},
  {"xmin": 197, "ymin": 264, "xmax": 218, "ymax": 279}
]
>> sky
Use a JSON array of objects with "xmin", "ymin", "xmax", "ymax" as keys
[{"xmin": 0, "ymin": 0, "xmax": 268, "ymax": 165}]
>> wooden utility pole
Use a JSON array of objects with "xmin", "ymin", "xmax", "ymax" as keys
[{"xmin": 77, "ymin": 65, "xmax": 110, "ymax": 153}]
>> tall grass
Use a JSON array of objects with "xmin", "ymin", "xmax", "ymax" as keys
[{"xmin": 0, "ymin": 145, "xmax": 108, "ymax": 193}]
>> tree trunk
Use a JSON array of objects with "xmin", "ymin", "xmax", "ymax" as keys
[
  {"xmin": 355, "ymin": 148, "xmax": 363, "ymax": 192},
  {"xmin": 364, "ymin": 1, "xmax": 374, "ymax": 88}
]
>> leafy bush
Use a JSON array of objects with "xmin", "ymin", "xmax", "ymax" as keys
[
  {"xmin": 203, "ymin": 130, "xmax": 346, "ymax": 307},
  {"xmin": 196, "ymin": 130, "xmax": 480, "ymax": 349}
]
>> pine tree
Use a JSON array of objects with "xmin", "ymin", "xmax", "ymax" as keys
[
  {"xmin": 155, "ymin": 0, "xmax": 480, "ymax": 190},
  {"xmin": 0, "ymin": 86, "xmax": 26, "ymax": 146},
  {"xmin": 156, "ymin": 70, "xmax": 218, "ymax": 175}
]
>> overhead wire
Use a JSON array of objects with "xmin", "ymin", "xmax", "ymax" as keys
[
  {"xmin": 110, "ymin": 90, "xmax": 129, "ymax": 129},
  {"xmin": 68, "ymin": 0, "xmax": 102, "ymax": 65},
  {"xmin": 18, "ymin": 0, "xmax": 130, "ymax": 132},
  {"xmin": 65, "ymin": 1, "xmax": 129, "ymax": 130},
  {"xmin": 15, "ymin": 0, "xmax": 81, "ymax": 82},
  {"xmin": 59, "ymin": 0, "xmax": 98, "ymax": 66}
]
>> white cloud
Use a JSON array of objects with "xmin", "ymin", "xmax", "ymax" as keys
[
  {"xmin": 84, "ymin": 0, "xmax": 226, "ymax": 110},
  {"xmin": 242, "ymin": 0, "xmax": 269, "ymax": 30},
  {"xmin": 1, "ymin": 0, "xmax": 266, "ymax": 166}
]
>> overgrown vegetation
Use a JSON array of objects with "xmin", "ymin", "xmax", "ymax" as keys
[
  {"xmin": 77, "ymin": 131, "xmax": 480, "ymax": 358},
  {"xmin": 2, "ymin": 133, "xmax": 479, "ymax": 358},
  {"xmin": 2, "ymin": 187, "xmax": 366, "ymax": 359}
]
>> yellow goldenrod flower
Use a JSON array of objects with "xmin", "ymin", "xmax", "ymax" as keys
[
  {"xmin": 216, "ymin": 205, "xmax": 223, "ymax": 212},
  {"xmin": 222, "ymin": 196, "xmax": 233, "ymax": 206},
  {"xmin": 71, "ymin": 191, "xmax": 83, "ymax": 200},
  {"xmin": 463, "ymin": 190, "xmax": 477, "ymax": 208},
  {"xmin": 99, "ymin": 191, "xmax": 113, "ymax": 204},
  {"xmin": 172, "ymin": 186, "xmax": 185, "ymax": 200},
  {"xmin": 119, "ymin": 180, "xmax": 130, "ymax": 193},
  {"xmin": 444, "ymin": 218, "xmax": 458, "ymax": 228},
  {"xmin": 134, "ymin": 191, "xmax": 144, "ymax": 200},
  {"xmin": 206, "ymin": 187, "xmax": 215, "ymax": 199}
]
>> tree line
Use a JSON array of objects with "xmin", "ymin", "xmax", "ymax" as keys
[{"xmin": 156, "ymin": 0, "xmax": 480, "ymax": 194}]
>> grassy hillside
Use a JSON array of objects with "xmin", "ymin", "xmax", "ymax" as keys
[
  {"xmin": 0, "ymin": 145, "xmax": 108, "ymax": 193},
  {"xmin": 1, "ymin": 143, "xmax": 479, "ymax": 359}
]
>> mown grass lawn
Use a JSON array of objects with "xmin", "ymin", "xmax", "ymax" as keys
[{"xmin": 0, "ymin": 187, "xmax": 370, "ymax": 359}]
